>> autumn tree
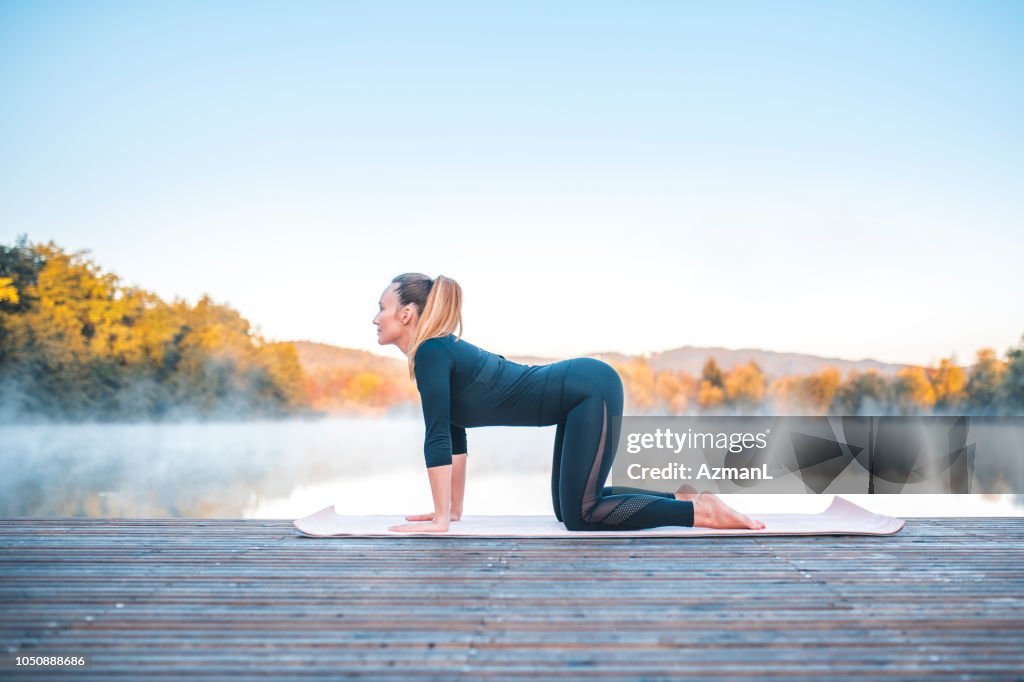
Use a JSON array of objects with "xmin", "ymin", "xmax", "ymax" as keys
[
  {"xmin": 0, "ymin": 237, "xmax": 310, "ymax": 421},
  {"xmin": 767, "ymin": 375, "xmax": 802, "ymax": 413},
  {"xmin": 893, "ymin": 366, "xmax": 936, "ymax": 415},
  {"xmin": 653, "ymin": 369, "xmax": 693, "ymax": 414},
  {"xmin": 965, "ymin": 348, "xmax": 1006, "ymax": 415},
  {"xmin": 997, "ymin": 334, "xmax": 1024, "ymax": 414},
  {"xmin": 833, "ymin": 369, "xmax": 890, "ymax": 415},
  {"xmin": 766, "ymin": 368, "xmax": 841, "ymax": 415},
  {"xmin": 724, "ymin": 360, "xmax": 765, "ymax": 411},
  {"xmin": 701, "ymin": 357, "xmax": 724, "ymax": 388},
  {"xmin": 698, "ymin": 380, "xmax": 725, "ymax": 410},
  {"xmin": 928, "ymin": 357, "xmax": 966, "ymax": 411}
]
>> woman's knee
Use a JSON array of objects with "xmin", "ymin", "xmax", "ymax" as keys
[{"xmin": 561, "ymin": 516, "xmax": 591, "ymax": 531}]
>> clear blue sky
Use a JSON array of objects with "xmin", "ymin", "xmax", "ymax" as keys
[{"xmin": 1, "ymin": 0, "xmax": 1021, "ymax": 366}]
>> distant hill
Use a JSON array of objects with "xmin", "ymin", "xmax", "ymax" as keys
[
  {"xmin": 291, "ymin": 340, "xmax": 402, "ymax": 374},
  {"xmin": 292, "ymin": 340, "xmax": 563, "ymax": 375},
  {"xmin": 592, "ymin": 346, "xmax": 912, "ymax": 379},
  {"xmin": 289, "ymin": 340, "xmax": 917, "ymax": 379}
]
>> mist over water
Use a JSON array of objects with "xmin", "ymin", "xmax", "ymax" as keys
[
  {"xmin": 0, "ymin": 416, "xmax": 1020, "ymax": 519},
  {"xmin": 0, "ymin": 416, "xmax": 555, "ymax": 518}
]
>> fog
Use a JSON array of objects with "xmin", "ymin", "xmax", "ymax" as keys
[{"xmin": 1, "ymin": 416, "xmax": 1020, "ymax": 519}]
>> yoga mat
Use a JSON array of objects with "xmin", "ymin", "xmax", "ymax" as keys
[{"xmin": 293, "ymin": 495, "xmax": 904, "ymax": 537}]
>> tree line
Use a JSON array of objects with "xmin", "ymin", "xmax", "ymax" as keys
[
  {"xmin": 0, "ymin": 236, "xmax": 309, "ymax": 421},
  {"xmin": 2, "ymin": 236, "xmax": 1021, "ymax": 420},
  {"xmin": 611, "ymin": 344, "xmax": 1024, "ymax": 416}
]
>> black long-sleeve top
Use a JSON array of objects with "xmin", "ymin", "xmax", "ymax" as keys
[
  {"xmin": 413, "ymin": 333, "xmax": 568, "ymax": 468},
  {"xmin": 412, "ymin": 334, "xmax": 480, "ymax": 468}
]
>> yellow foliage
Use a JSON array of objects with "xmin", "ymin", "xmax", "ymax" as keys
[
  {"xmin": 344, "ymin": 371, "xmax": 384, "ymax": 403},
  {"xmin": 654, "ymin": 370, "xmax": 692, "ymax": 414},
  {"xmin": 767, "ymin": 369, "xmax": 840, "ymax": 414},
  {"xmin": 896, "ymin": 366, "xmax": 936, "ymax": 411},
  {"xmin": 724, "ymin": 361, "xmax": 766, "ymax": 406},
  {"xmin": 0, "ymin": 277, "xmax": 18, "ymax": 304},
  {"xmin": 698, "ymin": 379, "xmax": 725, "ymax": 409},
  {"xmin": 802, "ymin": 367, "xmax": 842, "ymax": 413},
  {"xmin": 768, "ymin": 375, "xmax": 802, "ymax": 411},
  {"xmin": 609, "ymin": 358, "xmax": 656, "ymax": 411},
  {"xmin": 974, "ymin": 348, "xmax": 1006, "ymax": 378},
  {"xmin": 929, "ymin": 357, "xmax": 966, "ymax": 406},
  {"xmin": 0, "ymin": 240, "xmax": 309, "ymax": 418}
]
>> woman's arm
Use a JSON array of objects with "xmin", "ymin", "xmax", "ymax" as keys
[
  {"xmin": 450, "ymin": 453, "xmax": 466, "ymax": 520},
  {"xmin": 390, "ymin": 339, "xmax": 461, "ymax": 532},
  {"xmin": 425, "ymin": 455, "xmax": 467, "ymax": 524},
  {"xmin": 426, "ymin": 463, "xmax": 452, "ymax": 527},
  {"xmin": 389, "ymin": 463, "xmax": 453, "ymax": 532},
  {"xmin": 399, "ymin": 453, "xmax": 467, "ymax": 525},
  {"xmin": 449, "ymin": 424, "xmax": 467, "ymax": 520}
]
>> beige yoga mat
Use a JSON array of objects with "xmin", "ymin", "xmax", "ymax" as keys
[{"xmin": 293, "ymin": 495, "xmax": 905, "ymax": 537}]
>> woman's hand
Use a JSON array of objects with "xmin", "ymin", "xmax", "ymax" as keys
[
  {"xmin": 388, "ymin": 462, "xmax": 460, "ymax": 532},
  {"xmin": 388, "ymin": 519, "xmax": 450, "ymax": 533},
  {"xmin": 404, "ymin": 512, "xmax": 461, "ymax": 522}
]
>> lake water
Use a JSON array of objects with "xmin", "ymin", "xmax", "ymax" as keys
[{"xmin": 1, "ymin": 416, "xmax": 1021, "ymax": 520}]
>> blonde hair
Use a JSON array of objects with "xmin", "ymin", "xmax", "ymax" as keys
[{"xmin": 390, "ymin": 273, "xmax": 463, "ymax": 380}]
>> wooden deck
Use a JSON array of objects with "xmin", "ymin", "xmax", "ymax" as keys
[{"xmin": 1, "ymin": 517, "xmax": 1022, "ymax": 681}]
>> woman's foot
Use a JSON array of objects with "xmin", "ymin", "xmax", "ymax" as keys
[{"xmin": 690, "ymin": 490, "xmax": 766, "ymax": 530}]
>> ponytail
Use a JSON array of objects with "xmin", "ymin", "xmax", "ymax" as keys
[{"xmin": 394, "ymin": 274, "xmax": 463, "ymax": 380}]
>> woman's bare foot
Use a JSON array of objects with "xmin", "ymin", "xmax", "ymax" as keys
[{"xmin": 691, "ymin": 491, "xmax": 766, "ymax": 530}]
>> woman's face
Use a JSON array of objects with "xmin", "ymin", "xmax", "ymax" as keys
[{"xmin": 373, "ymin": 283, "xmax": 412, "ymax": 346}]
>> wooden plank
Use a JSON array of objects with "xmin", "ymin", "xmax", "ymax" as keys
[{"xmin": 1, "ymin": 518, "xmax": 1022, "ymax": 680}]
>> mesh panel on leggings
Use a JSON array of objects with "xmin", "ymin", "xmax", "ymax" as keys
[{"xmin": 602, "ymin": 495, "xmax": 662, "ymax": 526}]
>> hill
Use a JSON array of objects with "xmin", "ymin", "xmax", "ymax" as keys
[
  {"xmin": 592, "ymin": 345, "xmax": 911, "ymax": 379},
  {"xmin": 290, "ymin": 340, "xmax": 914, "ymax": 379}
]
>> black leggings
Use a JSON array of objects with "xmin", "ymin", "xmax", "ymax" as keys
[{"xmin": 550, "ymin": 358, "xmax": 696, "ymax": 530}]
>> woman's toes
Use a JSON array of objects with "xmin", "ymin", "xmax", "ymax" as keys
[{"xmin": 691, "ymin": 492, "xmax": 768, "ymax": 530}]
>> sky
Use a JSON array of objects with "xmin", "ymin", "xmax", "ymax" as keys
[{"xmin": 1, "ymin": 0, "xmax": 1022, "ymax": 367}]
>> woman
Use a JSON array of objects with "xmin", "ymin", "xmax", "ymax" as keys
[{"xmin": 374, "ymin": 273, "xmax": 766, "ymax": 533}]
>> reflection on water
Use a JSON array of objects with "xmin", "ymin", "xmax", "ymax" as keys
[{"xmin": 1, "ymin": 416, "xmax": 1022, "ymax": 519}]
